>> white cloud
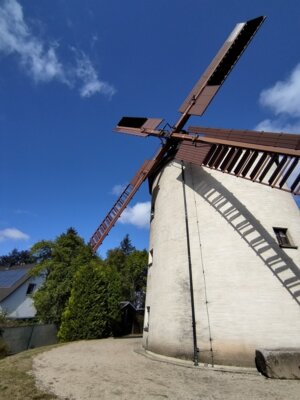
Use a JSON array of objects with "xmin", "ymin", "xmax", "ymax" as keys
[
  {"xmin": 0, "ymin": 227, "xmax": 29, "ymax": 242},
  {"xmin": 256, "ymin": 63, "xmax": 300, "ymax": 134},
  {"xmin": 75, "ymin": 52, "xmax": 116, "ymax": 98},
  {"xmin": 119, "ymin": 202, "xmax": 151, "ymax": 228},
  {"xmin": 14, "ymin": 209, "xmax": 37, "ymax": 217},
  {"xmin": 259, "ymin": 64, "xmax": 300, "ymax": 117},
  {"xmin": 111, "ymin": 183, "xmax": 127, "ymax": 196},
  {"xmin": 0, "ymin": 0, "xmax": 65, "ymax": 83},
  {"xmin": 0, "ymin": 0, "xmax": 115, "ymax": 98},
  {"xmin": 255, "ymin": 118, "xmax": 300, "ymax": 134}
]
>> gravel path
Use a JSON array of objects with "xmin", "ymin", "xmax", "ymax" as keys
[{"xmin": 33, "ymin": 338, "xmax": 300, "ymax": 400}]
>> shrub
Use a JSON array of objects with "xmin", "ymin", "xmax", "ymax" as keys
[{"xmin": 58, "ymin": 260, "xmax": 121, "ymax": 342}]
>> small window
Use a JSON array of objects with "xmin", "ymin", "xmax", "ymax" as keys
[
  {"xmin": 148, "ymin": 249, "xmax": 153, "ymax": 267},
  {"xmin": 273, "ymin": 227, "xmax": 297, "ymax": 249},
  {"xmin": 144, "ymin": 306, "xmax": 150, "ymax": 332},
  {"xmin": 150, "ymin": 186, "xmax": 159, "ymax": 222},
  {"xmin": 26, "ymin": 283, "xmax": 36, "ymax": 296},
  {"xmin": 150, "ymin": 202, "xmax": 155, "ymax": 222}
]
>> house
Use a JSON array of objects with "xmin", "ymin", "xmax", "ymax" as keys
[
  {"xmin": 119, "ymin": 301, "xmax": 144, "ymax": 336},
  {"xmin": 0, "ymin": 265, "xmax": 44, "ymax": 319}
]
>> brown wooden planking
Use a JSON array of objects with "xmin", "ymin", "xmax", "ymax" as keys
[
  {"xmin": 173, "ymin": 139, "xmax": 299, "ymax": 194},
  {"xmin": 130, "ymin": 160, "xmax": 155, "ymax": 186},
  {"xmin": 188, "ymin": 126, "xmax": 300, "ymax": 150},
  {"xmin": 169, "ymin": 129, "xmax": 299, "ymax": 194},
  {"xmin": 115, "ymin": 117, "xmax": 163, "ymax": 137},
  {"xmin": 189, "ymin": 130, "xmax": 300, "ymax": 144},
  {"xmin": 233, "ymin": 149, "xmax": 251, "ymax": 175},
  {"xmin": 179, "ymin": 17, "xmax": 265, "ymax": 117},
  {"xmin": 143, "ymin": 118, "xmax": 163, "ymax": 131},
  {"xmin": 203, "ymin": 144, "xmax": 218, "ymax": 165},
  {"xmin": 219, "ymin": 147, "xmax": 237, "ymax": 170},
  {"xmin": 189, "ymin": 126, "xmax": 300, "ymax": 140},
  {"xmin": 268, "ymin": 156, "xmax": 288, "ymax": 186},
  {"xmin": 178, "ymin": 38, "xmax": 231, "ymax": 115},
  {"xmin": 175, "ymin": 141, "xmax": 212, "ymax": 165},
  {"xmin": 214, "ymin": 146, "xmax": 230, "ymax": 169},
  {"xmin": 241, "ymin": 151, "xmax": 259, "ymax": 176},
  {"xmin": 279, "ymin": 158, "xmax": 299, "ymax": 188},
  {"xmin": 291, "ymin": 172, "xmax": 300, "ymax": 192}
]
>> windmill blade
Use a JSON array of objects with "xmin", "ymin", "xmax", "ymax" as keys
[
  {"xmin": 188, "ymin": 125, "xmax": 300, "ymax": 151},
  {"xmin": 174, "ymin": 126, "xmax": 300, "ymax": 195},
  {"xmin": 89, "ymin": 160, "xmax": 155, "ymax": 252},
  {"xmin": 115, "ymin": 116, "xmax": 163, "ymax": 137},
  {"xmin": 89, "ymin": 143, "xmax": 172, "ymax": 252},
  {"xmin": 178, "ymin": 16, "xmax": 265, "ymax": 121}
]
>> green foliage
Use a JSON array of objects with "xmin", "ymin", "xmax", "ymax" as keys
[
  {"xmin": 120, "ymin": 234, "xmax": 135, "ymax": 256},
  {"xmin": 0, "ymin": 249, "xmax": 36, "ymax": 268},
  {"xmin": 123, "ymin": 250, "xmax": 148, "ymax": 307},
  {"xmin": 29, "ymin": 229, "xmax": 146, "ymax": 341},
  {"xmin": 58, "ymin": 260, "xmax": 121, "ymax": 342},
  {"xmin": 105, "ymin": 236, "xmax": 148, "ymax": 307},
  {"xmin": 30, "ymin": 240, "xmax": 52, "ymax": 264},
  {"xmin": 32, "ymin": 228, "xmax": 95, "ymax": 327}
]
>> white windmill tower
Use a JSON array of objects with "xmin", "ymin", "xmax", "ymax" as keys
[{"xmin": 89, "ymin": 16, "xmax": 300, "ymax": 368}]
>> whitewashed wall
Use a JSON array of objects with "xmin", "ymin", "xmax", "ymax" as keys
[
  {"xmin": 0, "ymin": 274, "xmax": 44, "ymax": 319},
  {"xmin": 143, "ymin": 161, "xmax": 300, "ymax": 367}
]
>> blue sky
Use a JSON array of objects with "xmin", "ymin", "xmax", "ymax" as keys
[{"xmin": 0, "ymin": 0, "xmax": 300, "ymax": 257}]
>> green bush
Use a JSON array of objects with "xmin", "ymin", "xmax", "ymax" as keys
[
  {"xmin": 31, "ymin": 228, "xmax": 95, "ymax": 327},
  {"xmin": 58, "ymin": 260, "xmax": 121, "ymax": 342}
]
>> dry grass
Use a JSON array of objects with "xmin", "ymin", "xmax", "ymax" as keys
[{"xmin": 0, "ymin": 345, "xmax": 60, "ymax": 400}]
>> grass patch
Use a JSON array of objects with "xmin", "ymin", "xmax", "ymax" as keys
[{"xmin": 0, "ymin": 345, "xmax": 61, "ymax": 400}]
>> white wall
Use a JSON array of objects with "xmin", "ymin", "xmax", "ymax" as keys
[
  {"xmin": 143, "ymin": 161, "xmax": 300, "ymax": 367},
  {"xmin": 0, "ymin": 274, "xmax": 45, "ymax": 319}
]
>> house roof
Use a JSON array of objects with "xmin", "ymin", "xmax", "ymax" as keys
[
  {"xmin": 120, "ymin": 301, "xmax": 136, "ymax": 311},
  {"xmin": 0, "ymin": 265, "xmax": 35, "ymax": 302}
]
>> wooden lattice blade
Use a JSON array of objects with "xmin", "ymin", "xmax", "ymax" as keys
[
  {"xmin": 179, "ymin": 16, "xmax": 265, "ymax": 117},
  {"xmin": 175, "ymin": 132, "xmax": 300, "ymax": 195},
  {"xmin": 115, "ymin": 116, "xmax": 163, "ymax": 137},
  {"xmin": 89, "ymin": 160, "xmax": 155, "ymax": 252},
  {"xmin": 89, "ymin": 143, "xmax": 172, "ymax": 252},
  {"xmin": 188, "ymin": 125, "xmax": 300, "ymax": 151}
]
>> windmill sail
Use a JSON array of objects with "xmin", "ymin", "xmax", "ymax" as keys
[
  {"xmin": 89, "ymin": 16, "xmax": 300, "ymax": 253},
  {"xmin": 115, "ymin": 117, "xmax": 163, "ymax": 137},
  {"xmin": 175, "ymin": 126, "xmax": 300, "ymax": 194},
  {"xmin": 89, "ymin": 159, "xmax": 155, "ymax": 252},
  {"xmin": 89, "ymin": 142, "xmax": 172, "ymax": 252},
  {"xmin": 179, "ymin": 16, "xmax": 265, "ymax": 117}
]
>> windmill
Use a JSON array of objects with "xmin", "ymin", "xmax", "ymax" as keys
[{"xmin": 89, "ymin": 16, "xmax": 300, "ymax": 367}]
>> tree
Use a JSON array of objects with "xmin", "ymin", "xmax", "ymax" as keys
[
  {"xmin": 123, "ymin": 250, "xmax": 148, "ymax": 308},
  {"xmin": 105, "ymin": 235, "xmax": 148, "ymax": 307},
  {"xmin": 58, "ymin": 260, "xmax": 121, "ymax": 342},
  {"xmin": 30, "ymin": 229, "xmax": 147, "ymax": 340},
  {"xmin": 31, "ymin": 228, "xmax": 95, "ymax": 327},
  {"xmin": 0, "ymin": 249, "xmax": 36, "ymax": 267},
  {"xmin": 120, "ymin": 234, "xmax": 135, "ymax": 256}
]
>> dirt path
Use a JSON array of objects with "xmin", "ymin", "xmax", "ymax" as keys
[{"xmin": 33, "ymin": 338, "xmax": 300, "ymax": 400}]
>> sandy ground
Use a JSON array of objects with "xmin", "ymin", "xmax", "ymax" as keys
[{"xmin": 33, "ymin": 338, "xmax": 300, "ymax": 400}]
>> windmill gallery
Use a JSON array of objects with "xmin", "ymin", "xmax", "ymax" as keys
[{"xmin": 89, "ymin": 17, "xmax": 300, "ymax": 368}]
